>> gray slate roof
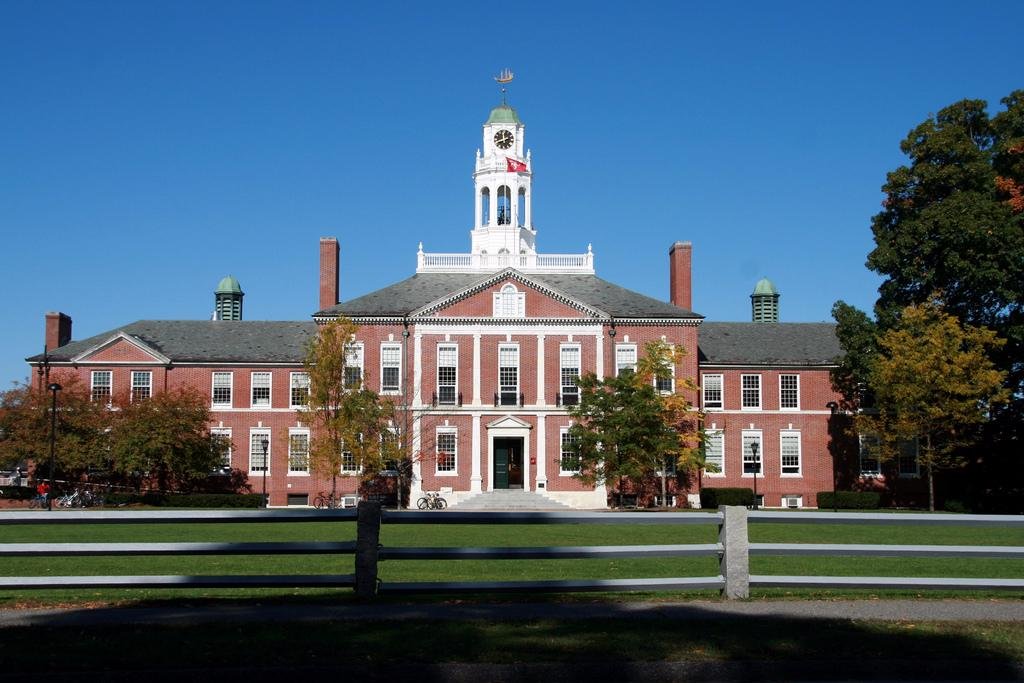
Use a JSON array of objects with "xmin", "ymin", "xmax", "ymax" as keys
[
  {"xmin": 316, "ymin": 270, "xmax": 701, "ymax": 319},
  {"xmin": 698, "ymin": 322, "xmax": 841, "ymax": 366},
  {"xmin": 28, "ymin": 321, "xmax": 318, "ymax": 364}
]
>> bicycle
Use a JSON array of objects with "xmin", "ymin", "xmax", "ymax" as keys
[
  {"xmin": 313, "ymin": 491, "xmax": 343, "ymax": 509},
  {"xmin": 27, "ymin": 494, "xmax": 47, "ymax": 509},
  {"xmin": 416, "ymin": 491, "xmax": 447, "ymax": 510}
]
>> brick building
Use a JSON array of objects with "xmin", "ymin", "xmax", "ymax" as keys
[{"xmin": 27, "ymin": 94, "xmax": 847, "ymax": 509}]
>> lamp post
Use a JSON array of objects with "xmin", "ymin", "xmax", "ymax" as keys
[
  {"xmin": 826, "ymin": 401, "xmax": 839, "ymax": 512},
  {"xmin": 749, "ymin": 440, "xmax": 759, "ymax": 510},
  {"xmin": 260, "ymin": 437, "xmax": 269, "ymax": 508},
  {"xmin": 46, "ymin": 382, "xmax": 62, "ymax": 511}
]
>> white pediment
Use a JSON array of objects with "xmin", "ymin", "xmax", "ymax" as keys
[
  {"xmin": 486, "ymin": 415, "xmax": 533, "ymax": 430},
  {"xmin": 70, "ymin": 331, "xmax": 170, "ymax": 365}
]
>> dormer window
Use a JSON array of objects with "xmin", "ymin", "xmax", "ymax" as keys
[{"xmin": 493, "ymin": 283, "xmax": 525, "ymax": 318}]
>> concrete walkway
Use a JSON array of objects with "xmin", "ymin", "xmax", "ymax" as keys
[{"xmin": 2, "ymin": 598, "xmax": 1022, "ymax": 627}]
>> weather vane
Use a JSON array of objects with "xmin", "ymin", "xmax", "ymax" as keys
[{"xmin": 494, "ymin": 68, "xmax": 514, "ymax": 103}]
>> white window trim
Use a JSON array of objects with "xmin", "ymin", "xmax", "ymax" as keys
[
  {"xmin": 655, "ymin": 347, "xmax": 675, "ymax": 394},
  {"xmin": 559, "ymin": 427, "xmax": 581, "ymax": 476},
  {"xmin": 492, "ymin": 283, "xmax": 525, "ymax": 317},
  {"xmin": 781, "ymin": 494, "xmax": 803, "ymax": 509},
  {"xmin": 345, "ymin": 342, "xmax": 364, "ymax": 389},
  {"xmin": 779, "ymin": 374, "xmax": 800, "ymax": 411},
  {"xmin": 704, "ymin": 428, "xmax": 725, "ymax": 477},
  {"xmin": 702, "ymin": 374, "xmax": 723, "ymax": 411},
  {"xmin": 131, "ymin": 370, "xmax": 152, "ymax": 402},
  {"xmin": 498, "ymin": 342, "xmax": 520, "ymax": 405},
  {"xmin": 211, "ymin": 427, "xmax": 232, "ymax": 469},
  {"xmin": 289, "ymin": 372, "xmax": 310, "ymax": 409},
  {"xmin": 741, "ymin": 430, "xmax": 763, "ymax": 477},
  {"xmin": 287, "ymin": 428, "xmax": 310, "ymax": 475},
  {"xmin": 380, "ymin": 343, "xmax": 402, "ymax": 395},
  {"xmin": 741, "ymin": 374, "xmax": 762, "ymax": 411},
  {"xmin": 340, "ymin": 448, "xmax": 359, "ymax": 475},
  {"xmin": 437, "ymin": 343, "xmax": 459, "ymax": 405},
  {"xmin": 615, "ymin": 343, "xmax": 638, "ymax": 376},
  {"xmin": 859, "ymin": 434, "xmax": 881, "ymax": 476},
  {"xmin": 560, "ymin": 343, "xmax": 581, "ymax": 403},
  {"xmin": 898, "ymin": 438, "xmax": 921, "ymax": 478},
  {"xmin": 212, "ymin": 371, "xmax": 233, "ymax": 409},
  {"xmin": 249, "ymin": 429, "xmax": 271, "ymax": 475},
  {"xmin": 435, "ymin": 428, "xmax": 458, "ymax": 476},
  {"xmin": 91, "ymin": 370, "xmax": 112, "ymax": 405},
  {"xmin": 251, "ymin": 371, "xmax": 272, "ymax": 408},
  {"xmin": 779, "ymin": 430, "xmax": 802, "ymax": 477}
]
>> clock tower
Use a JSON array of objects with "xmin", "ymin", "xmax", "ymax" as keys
[{"xmin": 470, "ymin": 74, "xmax": 535, "ymax": 257}]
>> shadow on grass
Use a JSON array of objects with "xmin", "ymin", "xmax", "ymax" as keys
[{"xmin": 1, "ymin": 601, "xmax": 1021, "ymax": 681}]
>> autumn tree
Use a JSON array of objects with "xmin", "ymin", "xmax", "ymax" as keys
[
  {"xmin": 302, "ymin": 317, "xmax": 401, "ymax": 500},
  {"xmin": 568, "ymin": 340, "xmax": 701, "ymax": 508},
  {"xmin": 860, "ymin": 300, "xmax": 1007, "ymax": 511}
]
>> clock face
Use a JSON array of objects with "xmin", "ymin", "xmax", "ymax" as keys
[{"xmin": 494, "ymin": 129, "xmax": 514, "ymax": 149}]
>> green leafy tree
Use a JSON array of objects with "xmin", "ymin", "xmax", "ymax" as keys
[
  {"xmin": 108, "ymin": 386, "xmax": 224, "ymax": 492},
  {"xmin": 0, "ymin": 373, "xmax": 109, "ymax": 481},
  {"xmin": 860, "ymin": 300, "xmax": 1008, "ymax": 510},
  {"xmin": 866, "ymin": 91, "xmax": 1024, "ymax": 440},
  {"xmin": 302, "ymin": 317, "xmax": 401, "ymax": 500},
  {"xmin": 568, "ymin": 340, "xmax": 700, "ymax": 508}
]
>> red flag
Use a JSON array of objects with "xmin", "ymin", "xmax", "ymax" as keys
[{"xmin": 506, "ymin": 157, "xmax": 528, "ymax": 173}]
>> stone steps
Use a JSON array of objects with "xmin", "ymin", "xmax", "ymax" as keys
[{"xmin": 452, "ymin": 489, "xmax": 572, "ymax": 511}]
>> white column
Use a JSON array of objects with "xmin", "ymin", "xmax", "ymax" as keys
[
  {"xmin": 410, "ymin": 411, "xmax": 422, "ymax": 499},
  {"xmin": 474, "ymin": 185, "xmax": 482, "ymax": 230},
  {"xmin": 525, "ymin": 186, "xmax": 532, "ymax": 230},
  {"xmin": 472, "ymin": 333, "xmax": 481, "ymax": 406},
  {"xmin": 536, "ymin": 334, "xmax": 546, "ymax": 406},
  {"xmin": 489, "ymin": 184, "xmax": 497, "ymax": 227},
  {"xmin": 596, "ymin": 331, "xmax": 604, "ymax": 378},
  {"xmin": 471, "ymin": 413, "xmax": 482, "ymax": 492},
  {"xmin": 413, "ymin": 333, "xmax": 423, "ymax": 408},
  {"xmin": 536, "ymin": 414, "xmax": 547, "ymax": 490}
]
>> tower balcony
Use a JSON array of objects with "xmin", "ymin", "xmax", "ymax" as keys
[{"xmin": 416, "ymin": 246, "xmax": 595, "ymax": 274}]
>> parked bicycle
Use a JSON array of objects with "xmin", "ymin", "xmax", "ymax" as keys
[
  {"xmin": 313, "ymin": 491, "xmax": 343, "ymax": 509},
  {"xmin": 27, "ymin": 494, "xmax": 47, "ymax": 509},
  {"xmin": 416, "ymin": 491, "xmax": 447, "ymax": 510}
]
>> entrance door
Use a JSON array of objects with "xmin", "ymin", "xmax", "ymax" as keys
[{"xmin": 493, "ymin": 437, "xmax": 524, "ymax": 489}]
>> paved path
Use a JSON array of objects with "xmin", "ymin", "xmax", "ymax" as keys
[{"xmin": 2, "ymin": 598, "xmax": 1022, "ymax": 627}]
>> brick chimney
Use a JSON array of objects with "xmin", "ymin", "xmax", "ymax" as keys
[
  {"xmin": 669, "ymin": 241, "xmax": 692, "ymax": 310},
  {"xmin": 319, "ymin": 237, "xmax": 340, "ymax": 311},
  {"xmin": 45, "ymin": 311, "xmax": 73, "ymax": 351}
]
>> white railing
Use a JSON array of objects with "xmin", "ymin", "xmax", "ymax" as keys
[{"xmin": 417, "ymin": 250, "xmax": 595, "ymax": 274}]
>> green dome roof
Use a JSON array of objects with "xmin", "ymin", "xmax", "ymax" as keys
[
  {"xmin": 216, "ymin": 275, "xmax": 243, "ymax": 294},
  {"xmin": 751, "ymin": 277, "xmax": 779, "ymax": 296},
  {"xmin": 486, "ymin": 103, "xmax": 522, "ymax": 125}
]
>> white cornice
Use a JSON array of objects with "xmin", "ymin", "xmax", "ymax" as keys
[{"xmin": 69, "ymin": 331, "xmax": 171, "ymax": 365}]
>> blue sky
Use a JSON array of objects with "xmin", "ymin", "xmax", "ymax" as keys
[{"xmin": 2, "ymin": 1, "xmax": 1021, "ymax": 387}]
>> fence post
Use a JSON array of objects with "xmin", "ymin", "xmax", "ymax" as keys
[
  {"xmin": 355, "ymin": 500, "xmax": 382, "ymax": 598},
  {"xmin": 719, "ymin": 505, "xmax": 750, "ymax": 599}
]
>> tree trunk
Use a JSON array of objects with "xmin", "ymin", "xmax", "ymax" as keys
[
  {"xmin": 927, "ymin": 462, "xmax": 935, "ymax": 512},
  {"xmin": 660, "ymin": 470, "xmax": 667, "ymax": 509}
]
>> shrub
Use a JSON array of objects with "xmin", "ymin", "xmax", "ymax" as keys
[
  {"xmin": 816, "ymin": 491, "xmax": 881, "ymax": 509},
  {"xmin": 103, "ymin": 492, "xmax": 263, "ymax": 508},
  {"xmin": 700, "ymin": 487, "xmax": 754, "ymax": 508},
  {"xmin": 0, "ymin": 486, "xmax": 34, "ymax": 500}
]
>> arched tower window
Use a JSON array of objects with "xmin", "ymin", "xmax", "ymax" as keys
[
  {"xmin": 517, "ymin": 187, "xmax": 526, "ymax": 227},
  {"xmin": 480, "ymin": 187, "xmax": 490, "ymax": 225},
  {"xmin": 497, "ymin": 185, "xmax": 511, "ymax": 225},
  {"xmin": 493, "ymin": 283, "xmax": 525, "ymax": 317}
]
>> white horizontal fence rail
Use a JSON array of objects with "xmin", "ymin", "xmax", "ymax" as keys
[
  {"xmin": 0, "ymin": 506, "xmax": 1022, "ymax": 598},
  {"xmin": 0, "ymin": 508, "xmax": 358, "ymax": 591}
]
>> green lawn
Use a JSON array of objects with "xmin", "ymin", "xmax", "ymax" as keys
[{"xmin": 0, "ymin": 518, "xmax": 1021, "ymax": 605}]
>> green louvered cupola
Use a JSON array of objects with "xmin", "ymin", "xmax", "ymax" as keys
[
  {"xmin": 751, "ymin": 277, "xmax": 779, "ymax": 323},
  {"xmin": 214, "ymin": 275, "xmax": 244, "ymax": 321}
]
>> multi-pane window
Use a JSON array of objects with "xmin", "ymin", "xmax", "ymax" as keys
[
  {"xmin": 615, "ymin": 344, "xmax": 637, "ymax": 376},
  {"xmin": 341, "ymin": 448, "xmax": 357, "ymax": 474},
  {"xmin": 780, "ymin": 431, "xmax": 801, "ymax": 475},
  {"xmin": 660, "ymin": 455, "xmax": 677, "ymax": 475},
  {"xmin": 898, "ymin": 438, "xmax": 920, "ymax": 477},
  {"xmin": 91, "ymin": 371, "xmax": 112, "ymax": 403},
  {"xmin": 131, "ymin": 371, "xmax": 151, "ymax": 401},
  {"xmin": 212, "ymin": 372, "xmax": 232, "ymax": 408},
  {"xmin": 702, "ymin": 374, "xmax": 723, "ymax": 410},
  {"xmin": 741, "ymin": 374, "xmax": 761, "ymax": 410},
  {"xmin": 560, "ymin": 345, "xmax": 580, "ymax": 405},
  {"xmin": 859, "ymin": 434, "xmax": 881, "ymax": 475},
  {"xmin": 210, "ymin": 428, "xmax": 232, "ymax": 470},
  {"xmin": 704, "ymin": 429, "xmax": 724, "ymax": 475},
  {"xmin": 249, "ymin": 430, "xmax": 270, "ymax": 473},
  {"xmin": 437, "ymin": 430, "xmax": 456, "ymax": 473},
  {"xmin": 437, "ymin": 344, "xmax": 458, "ymax": 405},
  {"xmin": 344, "ymin": 343, "xmax": 363, "ymax": 388},
  {"xmin": 251, "ymin": 372, "xmax": 271, "ymax": 407},
  {"xmin": 290, "ymin": 372, "xmax": 310, "ymax": 408},
  {"xmin": 288, "ymin": 431, "xmax": 309, "ymax": 473},
  {"xmin": 380, "ymin": 344, "xmax": 401, "ymax": 394},
  {"xmin": 780, "ymin": 374, "xmax": 799, "ymax": 410},
  {"xmin": 656, "ymin": 366, "xmax": 674, "ymax": 394},
  {"xmin": 493, "ymin": 284, "xmax": 524, "ymax": 317},
  {"xmin": 742, "ymin": 431, "xmax": 763, "ymax": 475},
  {"xmin": 560, "ymin": 430, "xmax": 580, "ymax": 473},
  {"xmin": 498, "ymin": 344, "xmax": 519, "ymax": 406}
]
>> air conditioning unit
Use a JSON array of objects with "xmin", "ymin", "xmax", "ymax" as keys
[{"xmin": 782, "ymin": 495, "xmax": 802, "ymax": 509}]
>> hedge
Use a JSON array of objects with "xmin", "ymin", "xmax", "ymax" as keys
[
  {"xmin": 816, "ymin": 491, "xmax": 882, "ymax": 510},
  {"xmin": 700, "ymin": 487, "xmax": 754, "ymax": 508},
  {"xmin": 103, "ymin": 493, "xmax": 263, "ymax": 508},
  {"xmin": 0, "ymin": 486, "xmax": 35, "ymax": 500}
]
